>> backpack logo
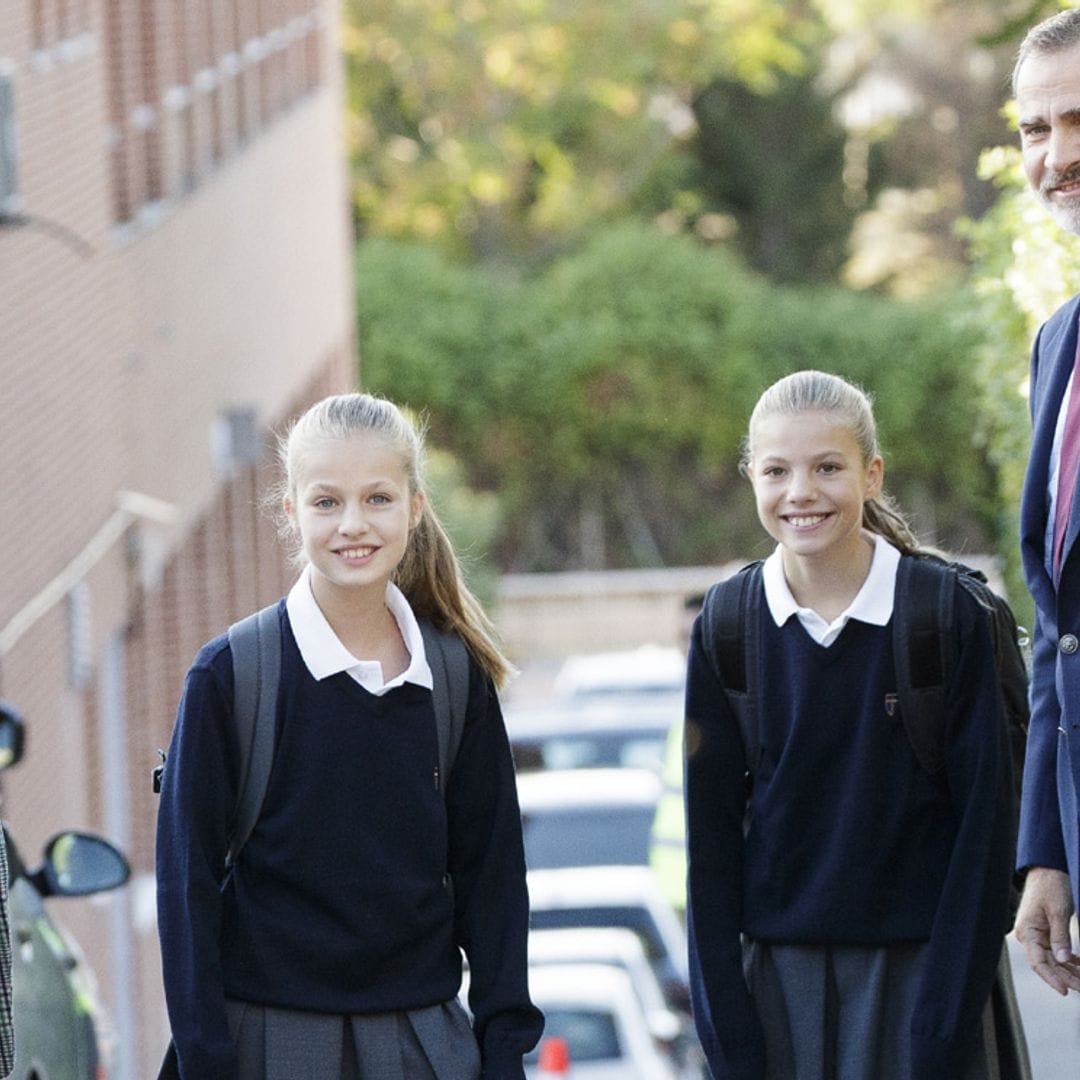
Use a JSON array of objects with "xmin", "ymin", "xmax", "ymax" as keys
[{"xmin": 884, "ymin": 692, "xmax": 898, "ymax": 717}]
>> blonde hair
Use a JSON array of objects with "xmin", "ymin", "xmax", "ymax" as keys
[
  {"xmin": 743, "ymin": 369, "xmax": 920, "ymax": 555},
  {"xmin": 280, "ymin": 393, "xmax": 515, "ymax": 688}
]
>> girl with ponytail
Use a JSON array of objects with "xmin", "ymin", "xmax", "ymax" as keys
[
  {"xmin": 686, "ymin": 370, "xmax": 1019, "ymax": 1080},
  {"xmin": 157, "ymin": 392, "xmax": 541, "ymax": 1080}
]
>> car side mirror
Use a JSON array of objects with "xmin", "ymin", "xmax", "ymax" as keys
[
  {"xmin": 0, "ymin": 703, "xmax": 26, "ymax": 770},
  {"xmin": 646, "ymin": 1006, "xmax": 683, "ymax": 1044},
  {"xmin": 33, "ymin": 832, "xmax": 130, "ymax": 897}
]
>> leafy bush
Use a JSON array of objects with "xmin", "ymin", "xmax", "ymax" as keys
[{"xmin": 357, "ymin": 223, "xmax": 996, "ymax": 571}]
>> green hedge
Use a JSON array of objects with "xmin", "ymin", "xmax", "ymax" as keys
[{"xmin": 357, "ymin": 223, "xmax": 995, "ymax": 572}]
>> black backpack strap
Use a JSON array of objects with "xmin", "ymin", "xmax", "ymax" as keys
[
  {"xmin": 701, "ymin": 562, "xmax": 764, "ymax": 774},
  {"xmin": 420, "ymin": 619, "xmax": 470, "ymax": 793},
  {"xmin": 953, "ymin": 570, "xmax": 1030, "ymax": 802},
  {"xmin": 225, "ymin": 603, "xmax": 282, "ymax": 870},
  {"xmin": 893, "ymin": 555, "xmax": 954, "ymax": 778}
]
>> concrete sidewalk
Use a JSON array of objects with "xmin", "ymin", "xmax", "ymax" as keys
[{"xmin": 1007, "ymin": 934, "xmax": 1080, "ymax": 1077}]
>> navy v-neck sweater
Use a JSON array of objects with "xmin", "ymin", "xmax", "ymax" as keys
[
  {"xmin": 744, "ymin": 619, "xmax": 955, "ymax": 941},
  {"xmin": 156, "ymin": 604, "xmax": 542, "ymax": 1079},
  {"xmin": 685, "ymin": 569, "xmax": 1015, "ymax": 1080}
]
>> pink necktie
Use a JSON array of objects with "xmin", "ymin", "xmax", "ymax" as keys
[{"xmin": 1054, "ymin": 350, "xmax": 1080, "ymax": 579}]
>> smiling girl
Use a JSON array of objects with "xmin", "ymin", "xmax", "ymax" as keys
[
  {"xmin": 156, "ymin": 393, "xmax": 542, "ymax": 1080},
  {"xmin": 685, "ymin": 371, "xmax": 1021, "ymax": 1080}
]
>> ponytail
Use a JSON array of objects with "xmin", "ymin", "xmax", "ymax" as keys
[
  {"xmin": 396, "ymin": 506, "xmax": 516, "ymax": 689},
  {"xmin": 862, "ymin": 495, "xmax": 920, "ymax": 556}
]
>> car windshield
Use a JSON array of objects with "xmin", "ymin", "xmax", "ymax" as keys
[
  {"xmin": 523, "ymin": 1008, "xmax": 621, "ymax": 1064},
  {"xmin": 523, "ymin": 733, "xmax": 667, "ymax": 772},
  {"xmin": 522, "ymin": 806, "xmax": 656, "ymax": 869},
  {"xmin": 529, "ymin": 905, "xmax": 666, "ymax": 964}
]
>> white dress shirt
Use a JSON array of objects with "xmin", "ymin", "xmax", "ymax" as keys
[
  {"xmin": 761, "ymin": 532, "xmax": 900, "ymax": 647},
  {"xmin": 285, "ymin": 565, "xmax": 434, "ymax": 695}
]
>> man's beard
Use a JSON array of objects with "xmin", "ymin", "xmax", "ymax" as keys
[{"xmin": 1041, "ymin": 166, "xmax": 1080, "ymax": 236}]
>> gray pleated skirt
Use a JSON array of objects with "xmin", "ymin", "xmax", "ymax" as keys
[
  {"xmin": 225, "ymin": 997, "xmax": 482, "ymax": 1080},
  {"xmin": 743, "ymin": 938, "xmax": 1030, "ymax": 1080}
]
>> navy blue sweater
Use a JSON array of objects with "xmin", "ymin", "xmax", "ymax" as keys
[
  {"xmin": 156, "ymin": 604, "xmax": 543, "ymax": 1079},
  {"xmin": 685, "ymin": 573, "xmax": 1014, "ymax": 1080}
]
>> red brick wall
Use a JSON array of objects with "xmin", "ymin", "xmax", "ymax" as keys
[
  {"xmin": 123, "ymin": 350, "xmax": 353, "ymax": 1074},
  {"xmin": 0, "ymin": 1, "xmax": 355, "ymax": 1075}
]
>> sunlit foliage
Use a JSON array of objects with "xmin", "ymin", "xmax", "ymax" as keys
[
  {"xmin": 357, "ymin": 224, "xmax": 995, "ymax": 571},
  {"xmin": 343, "ymin": 0, "xmax": 824, "ymax": 261}
]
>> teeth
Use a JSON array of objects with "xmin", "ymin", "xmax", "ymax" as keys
[
  {"xmin": 788, "ymin": 515, "xmax": 826, "ymax": 528},
  {"xmin": 340, "ymin": 547, "xmax": 373, "ymax": 558}
]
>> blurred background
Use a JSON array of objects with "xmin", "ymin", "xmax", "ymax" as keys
[{"xmin": 3, "ymin": 0, "xmax": 1080, "ymax": 1076}]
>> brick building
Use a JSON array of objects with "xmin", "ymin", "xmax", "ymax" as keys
[{"xmin": 0, "ymin": 0, "xmax": 355, "ymax": 1074}]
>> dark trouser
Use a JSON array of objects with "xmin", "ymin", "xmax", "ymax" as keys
[{"xmin": 226, "ymin": 997, "xmax": 482, "ymax": 1080}]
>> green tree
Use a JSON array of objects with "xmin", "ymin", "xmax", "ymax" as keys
[
  {"xmin": 689, "ymin": 66, "xmax": 854, "ymax": 282},
  {"xmin": 343, "ymin": 0, "xmax": 819, "ymax": 264},
  {"xmin": 358, "ymin": 223, "xmax": 997, "ymax": 571},
  {"xmin": 346, "ymin": 0, "xmax": 1027, "ymax": 292}
]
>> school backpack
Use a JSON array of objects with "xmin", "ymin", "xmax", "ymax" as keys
[
  {"xmin": 152, "ymin": 603, "xmax": 471, "ymax": 871},
  {"xmin": 700, "ymin": 551, "xmax": 1029, "ymax": 808}
]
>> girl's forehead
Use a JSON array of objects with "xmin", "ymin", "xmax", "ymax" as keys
[
  {"xmin": 293, "ymin": 431, "xmax": 411, "ymax": 486},
  {"xmin": 751, "ymin": 410, "xmax": 860, "ymax": 454}
]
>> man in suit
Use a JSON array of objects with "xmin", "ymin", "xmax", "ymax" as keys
[{"xmin": 1014, "ymin": 7, "xmax": 1080, "ymax": 999}]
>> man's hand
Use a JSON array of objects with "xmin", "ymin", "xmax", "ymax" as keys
[{"xmin": 1014, "ymin": 866, "xmax": 1080, "ymax": 995}]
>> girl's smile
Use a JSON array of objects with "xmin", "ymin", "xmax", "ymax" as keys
[
  {"xmin": 783, "ymin": 513, "xmax": 832, "ymax": 529},
  {"xmin": 747, "ymin": 410, "xmax": 882, "ymax": 569},
  {"xmin": 334, "ymin": 546, "xmax": 378, "ymax": 562}
]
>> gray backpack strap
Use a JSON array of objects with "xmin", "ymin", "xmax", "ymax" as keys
[
  {"xmin": 420, "ymin": 619, "xmax": 470, "ymax": 794},
  {"xmin": 225, "ymin": 603, "xmax": 282, "ymax": 870}
]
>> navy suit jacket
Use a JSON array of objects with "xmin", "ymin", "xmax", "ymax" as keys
[{"xmin": 1019, "ymin": 291, "xmax": 1080, "ymax": 905}]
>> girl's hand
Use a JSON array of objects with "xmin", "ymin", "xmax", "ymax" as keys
[{"xmin": 1014, "ymin": 866, "xmax": 1080, "ymax": 994}]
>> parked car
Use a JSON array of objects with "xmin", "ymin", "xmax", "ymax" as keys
[
  {"xmin": 527, "ymin": 866, "xmax": 690, "ymax": 1014},
  {"xmin": 518, "ymin": 768, "xmax": 662, "ymax": 870},
  {"xmin": 553, "ymin": 646, "xmax": 686, "ymax": 701},
  {"xmin": 525, "ymin": 963, "xmax": 679, "ymax": 1080},
  {"xmin": 528, "ymin": 928, "xmax": 706, "ymax": 1079},
  {"xmin": 0, "ymin": 702, "xmax": 130, "ymax": 1080},
  {"xmin": 506, "ymin": 697, "xmax": 678, "ymax": 775}
]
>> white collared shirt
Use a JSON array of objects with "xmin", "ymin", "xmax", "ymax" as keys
[
  {"xmin": 285, "ymin": 565, "xmax": 434, "ymax": 695},
  {"xmin": 761, "ymin": 532, "xmax": 900, "ymax": 647}
]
